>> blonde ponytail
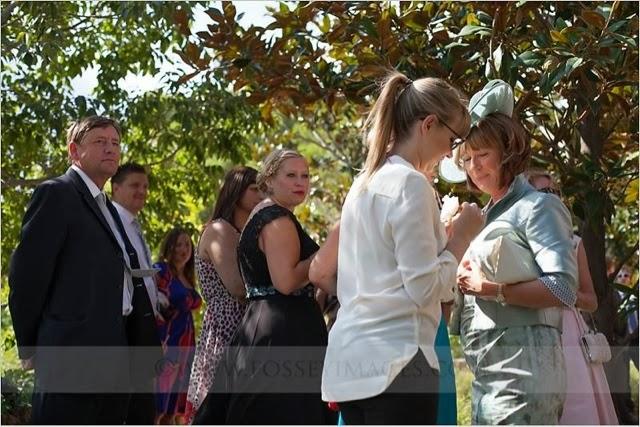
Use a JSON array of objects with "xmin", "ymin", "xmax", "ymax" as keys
[
  {"xmin": 361, "ymin": 72, "xmax": 413, "ymax": 183},
  {"xmin": 360, "ymin": 70, "xmax": 470, "ymax": 185}
]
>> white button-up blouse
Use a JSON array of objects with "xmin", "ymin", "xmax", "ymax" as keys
[{"xmin": 321, "ymin": 155, "xmax": 458, "ymax": 403}]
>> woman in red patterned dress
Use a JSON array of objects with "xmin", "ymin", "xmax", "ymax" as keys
[{"xmin": 154, "ymin": 227, "xmax": 202, "ymax": 424}]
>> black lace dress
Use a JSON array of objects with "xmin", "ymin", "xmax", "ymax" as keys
[{"xmin": 193, "ymin": 204, "xmax": 334, "ymax": 425}]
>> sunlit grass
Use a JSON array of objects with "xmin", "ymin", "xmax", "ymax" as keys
[
  {"xmin": 455, "ymin": 361, "xmax": 473, "ymax": 425},
  {"xmin": 451, "ymin": 335, "xmax": 472, "ymax": 425},
  {"xmin": 631, "ymin": 361, "xmax": 639, "ymax": 416},
  {"xmin": 452, "ymin": 339, "xmax": 640, "ymax": 425}
]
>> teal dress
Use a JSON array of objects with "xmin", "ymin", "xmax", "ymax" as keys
[{"xmin": 435, "ymin": 318, "xmax": 457, "ymax": 425}]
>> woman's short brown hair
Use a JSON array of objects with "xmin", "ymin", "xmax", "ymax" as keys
[{"xmin": 455, "ymin": 113, "xmax": 530, "ymax": 193}]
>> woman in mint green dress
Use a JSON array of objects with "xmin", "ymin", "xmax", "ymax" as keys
[{"xmin": 451, "ymin": 81, "xmax": 578, "ymax": 424}]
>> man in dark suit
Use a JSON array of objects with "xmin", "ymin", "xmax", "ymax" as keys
[{"xmin": 8, "ymin": 116, "xmax": 161, "ymax": 424}]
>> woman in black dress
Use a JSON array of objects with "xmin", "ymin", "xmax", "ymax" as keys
[{"xmin": 193, "ymin": 149, "xmax": 333, "ymax": 425}]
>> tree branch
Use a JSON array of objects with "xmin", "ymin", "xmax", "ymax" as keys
[
  {"xmin": 612, "ymin": 176, "xmax": 637, "ymax": 207},
  {"xmin": 603, "ymin": 113, "xmax": 627, "ymax": 141},
  {"xmin": 1, "ymin": 175, "xmax": 56, "ymax": 189},
  {"xmin": 524, "ymin": 119, "xmax": 565, "ymax": 170},
  {"xmin": 300, "ymin": 133, "xmax": 350, "ymax": 168},
  {"xmin": 145, "ymin": 145, "xmax": 181, "ymax": 167},
  {"xmin": 1, "ymin": 1, "xmax": 20, "ymax": 27},
  {"xmin": 58, "ymin": 14, "xmax": 120, "ymax": 32}
]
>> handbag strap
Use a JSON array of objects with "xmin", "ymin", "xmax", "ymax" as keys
[
  {"xmin": 572, "ymin": 307, "xmax": 588, "ymax": 335},
  {"xmin": 575, "ymin": 309, "xmax": 603, "ymax": 334},
  {"xmin": 585, "ymin": 311, "xmax": 600, "ymax": 333}
]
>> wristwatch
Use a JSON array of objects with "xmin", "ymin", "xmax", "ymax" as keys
[{"xmin": 495, "ymin": 283, "xmax": 506, "ymax": 305}]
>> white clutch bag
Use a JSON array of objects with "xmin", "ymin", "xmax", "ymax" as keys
[
  {"xmin": 473, "ymin": 227, "xmax": 540, "ymax": 284},
  {"xmin": 574, "ymin": 309, "xmax": 612, "ymax": 364},
  {"xmin": 580, "ymin": 330, "xmax": 612, "ymax": 363}
]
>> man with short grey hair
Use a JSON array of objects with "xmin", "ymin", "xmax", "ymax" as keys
[{"xmin": 9, "ymin": 116, "xmax": 160, "ymax": 424}]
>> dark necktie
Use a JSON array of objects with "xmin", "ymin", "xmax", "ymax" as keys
[
  {"xmin": 132, "ymin": 218, "xmax": 152, "ymax": 267},
  {"xmin": 95, "ymin": 192, "xmax": 134, "ymax": 304},
  {"xmin": 104, "ymin": 197, "xmax": 162, "ymax": 387}
]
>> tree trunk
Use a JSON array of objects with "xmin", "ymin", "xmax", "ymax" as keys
[
  {"xmin": 582, "ymin": 187, "xmax": 638, "ymax": 425},
  {"xmin": 582, "ymin": 212, "xmax": 637, "ymax": 424},
  {"xmin": 579, "ymin": 104, "xmax": 637, "ymax": 423}
]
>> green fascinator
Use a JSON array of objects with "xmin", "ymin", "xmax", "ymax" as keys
[
  {"xmin": 469, "ymin": 79, "xmax": 514, "ymax": 126},
  {"xmin": 438, "ymin": 79, "xmax": 515, "ymax": 184}
]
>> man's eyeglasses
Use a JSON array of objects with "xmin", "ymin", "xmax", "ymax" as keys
[
  {"xmin": 418, "ymin": 116, "xmax": 466, "ymax": 151},
  {"xmin": 538, "ymin": 187, "xmax": 560, "ymax": 196}
]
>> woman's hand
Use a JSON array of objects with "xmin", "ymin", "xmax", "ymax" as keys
[
  {"xmin": 450, "ymin": 202, "xmax": 484, "ymax": 241},
  {"xmin": 457, "ymin": 259, "xmax": 499, "ymax": 300},
  {"xmin": 445, "ymin": 202, "xmax": 484, "ymax": 262}
]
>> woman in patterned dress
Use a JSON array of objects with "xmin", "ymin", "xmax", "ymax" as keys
[
  {"xmin": 185, "ymin": 166, "xmax": 262, "ymax": 422},
  {"xmin": 154, "ymin": 227, "xmax": 202, "ymax": 424},
  {"xmin": 453, "ymin": 80, "xmax": 578, "ymax": 424}
]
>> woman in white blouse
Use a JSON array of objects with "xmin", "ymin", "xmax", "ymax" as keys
[{"xmin": 319, "ymin": 72, "xmax": 484, "ymax": 425}]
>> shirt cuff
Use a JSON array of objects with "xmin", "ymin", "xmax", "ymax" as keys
[
  {"xmin": 440, "ymin": 249, "xmax": 459, "ymax": 267},
  {"xmin": 540, "ymin": 274, "xmax": 576, "ymax": 307},
  {"xmin": 440, "ymin": 249, "xmax": 458, "ymax": 302}
]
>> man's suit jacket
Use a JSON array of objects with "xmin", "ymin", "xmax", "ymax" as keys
[{"xmin": 8, "ymin": 167, "xmax": 158, "ymax": 394}]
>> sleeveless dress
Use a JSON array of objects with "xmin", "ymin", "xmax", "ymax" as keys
[
  {"xmin": 432, "ymin": 187, "xmax": 457, "ymax": 425},
  {"xmin": 435, "ymin": 318, "xmax": 457, "ymax": 425},
  {"xmin": 193, "ymin": 204, "xmax": 333, "ymax": 425},
  {"xmin": 560, "ymin": 236, "xmax": 618, "ymax": 424},
  {"xmin": 185, "ymin": 220, "xmax": 247, "ymax": 422},
  {"xmin": 154, "ymin": 261, "xmax": 202, "ymax": 418}
]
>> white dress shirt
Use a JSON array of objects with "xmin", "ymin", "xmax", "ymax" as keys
[
  {"xmin": 321, "ymin": 155, "xmax": 458, "ymax": 402},
  {"xmin": 71, "ymin": 165, "xmax": 133, "ymax": 315},
  {"xmin": 113, "ymin": 202, "xmax": 159, "ymax": 317}
]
